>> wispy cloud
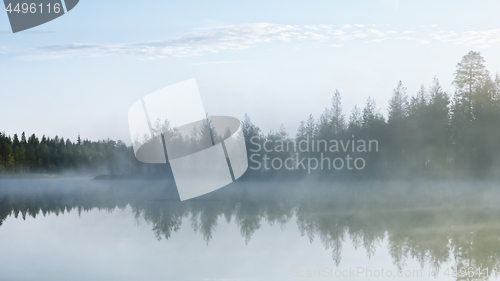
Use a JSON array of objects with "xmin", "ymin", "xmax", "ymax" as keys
[
  {"xmin": 397, "ymin": 36, "xmax": 415, "ymax": 41},
  {"xmin": 190, "ymin": 60, "xmax": 246, "ymax": 65},
  {"xmin": 3, "ymin": 23, "xmax": 500, "ymax": 60},
  {"xmin": 20, "ymin": 23, "xmax": 330, "ymax": 60},
  {"xmin": 430, "ymin": 28, "xmax": 500, "ymax": 48},
  {"xmin": 0, "ymin": 46, "xmax": 10, "ymax": 54}
]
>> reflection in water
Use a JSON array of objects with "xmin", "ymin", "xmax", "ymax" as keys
[{"xmin": 1, "ymin": 179, "xmax": 500, "ymax": 280}]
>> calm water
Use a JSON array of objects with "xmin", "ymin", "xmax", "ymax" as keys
[{"xmin": 0, "ymin": 178, "xmax": 499, "ymax": 280}]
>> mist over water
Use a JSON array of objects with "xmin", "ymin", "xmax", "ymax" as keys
[{"xmin": 0, "ymin": 178, "xmax": 499, "ymax": 280}]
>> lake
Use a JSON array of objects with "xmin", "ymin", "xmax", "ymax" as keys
[{"xmin": 0, "ymin": 178, "xmax": 499, "ymax": 280}]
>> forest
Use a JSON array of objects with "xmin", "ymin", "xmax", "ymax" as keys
[{"xmin": 1, "ymin": 51, "xmax": 499, "ymax": 179}]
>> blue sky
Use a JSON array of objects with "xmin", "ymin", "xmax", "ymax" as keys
[{"xmin": 1, "ymin": 0, "xmax": 500, "ymax": 143}]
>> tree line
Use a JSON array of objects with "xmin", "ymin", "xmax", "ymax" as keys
[
  {"xmin": 0, "ymin": 133, "xmax": 139, "ymax": 174},
  {"xmin": 1, "ymin": 51, "xmax": 499, "ymax": 179},
  {"xmin": 243, "ymin": 50, "xmax": 500, "ymax": 179}
]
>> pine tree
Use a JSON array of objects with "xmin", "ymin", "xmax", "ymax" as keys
[
  {"xmin": 278, "ymin": 124, "xmax": 288, "ymax": 140},
  {"xmin": 453, "ymin": 51, "xmax": 490, "ymax": 120},
  {"xmin": 451, "ymin": 51, "xmax": 493, "ymax": 176},
  {"xmin": 388, "ymin": 81, "xmax": 409, "ymax": 123},
  {"xmin": 387, "ymin": 81, "xmax": 410, "ymax": 173},
  {"xmin": 0, "ymin": 133, "xmax": 13, "ymax": 169},
  {"xmin": 409, "ymin": 84, "xmax": 427, "ymax": 116},
  {"xmin": 362, "ymin": 97, "xmax": 382, "ymax": 128},
  {"xmin": 296, "ymin": 121, "xmax": 307, "ymax": 140},
  {"xmin": 317, "ymin": 108, "xmax": 332, "ymax": 139},
  {"xmin": 14, "ymin": 145, "xmax": 25, "ymax": 173},
  {"xmin": 348, "ymin": 105, "xmax": 362, "ymax": 131},
  {"xmin": 241, "ymin": 114, "xmax": 261, "ymax": 155},
  {"xmin": 305, "ymin": 114, "xmax": 316, "ymax": 138},
  {"xmin": 330, "ymin": 90, "xmax": 346, "ymax": 136}
]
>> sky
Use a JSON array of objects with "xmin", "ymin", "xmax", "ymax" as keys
[{"xmin": 1, "ymin": 0, "xmax": 500, "ymax": 143}]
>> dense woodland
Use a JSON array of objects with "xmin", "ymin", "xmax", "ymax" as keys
[{"xmin": 1, "ymin": 51, "xmax": 499, "ymax": 179}]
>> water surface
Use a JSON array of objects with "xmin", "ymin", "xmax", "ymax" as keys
[{"xmin": 0, "ymin": 178, "xmax": 499, "ymax": 280}]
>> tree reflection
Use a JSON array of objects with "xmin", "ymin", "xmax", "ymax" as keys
[{"xmin": 1, "ymin": 179, "xmax": 500, "ymax": 280}]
